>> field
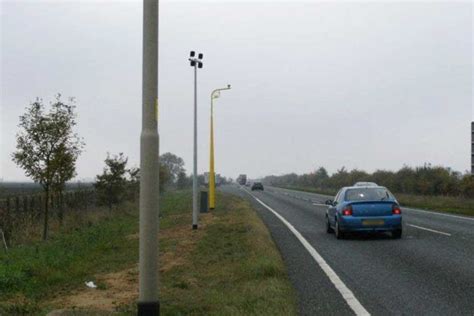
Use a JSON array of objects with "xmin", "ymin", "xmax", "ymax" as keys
[
  {"xmin": 0, "ymin": 190, "xmax": 297, "ymax": 315},
  {"xmin": 0, "ymin": 182, "xmax": 93, "ymax": 198}
]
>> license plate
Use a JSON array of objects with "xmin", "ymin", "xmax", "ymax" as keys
[{"xmin": 362, "ymin": 219, "xmax": 384, "ymax": 226}]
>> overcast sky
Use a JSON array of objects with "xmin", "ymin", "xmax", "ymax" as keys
[{"xmin": 1, "ymin": 0, "xmax": 472, "ymax": 181}]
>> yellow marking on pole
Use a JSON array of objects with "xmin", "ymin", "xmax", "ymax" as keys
[{"xmin": 155, "ymin": 98, "xmax": 159, "ymax": 122}]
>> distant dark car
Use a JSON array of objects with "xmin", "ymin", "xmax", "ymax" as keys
[
  {"xmin": 325, "ymin": 186, "xmax": 402, "ymax": 239},
  {"xmin": 251, "ymin": 182, "xmax": 264, "ymax": 191}
]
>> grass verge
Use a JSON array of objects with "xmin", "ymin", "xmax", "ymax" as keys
[
  {"xmin": 278, "ymin": 185, "xmax": 474, "ymax": 216},
  {"xmin": 395, "ymin": 194, "xmax": 474, "ymax": 217},
  {"xmin": 158, "ymin": 191, "xmax": 297, "ymax": 316},
  {"xmin": 0, "ymin": 190, "xmax": 297, "ymax": 315}
]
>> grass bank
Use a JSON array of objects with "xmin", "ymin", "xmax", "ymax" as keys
[
  {"xmin": 0, "ymin": 190, "xmax": 297, "ymax": 315},
  {"xmin": 277, "ymin": 185, "xmax": 474, "ymax": 217},
  {"xmin": 0, "ymin": 202, "xmax": 139, "ymax": 314}
]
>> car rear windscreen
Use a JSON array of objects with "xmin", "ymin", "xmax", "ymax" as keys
[{"xmin": 345, "ymin": 188, "xmax": 393, "ymax": 201}]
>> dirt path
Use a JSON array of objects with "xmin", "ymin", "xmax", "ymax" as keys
[
  {"xmin": 46, "ymin": 213, "xmax": 214, "ymax": 315},
  {"xmin": 47, "ymin": 265, "xmax": 138, "ymax": 314}
]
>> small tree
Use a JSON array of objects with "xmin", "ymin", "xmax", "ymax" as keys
[
  {"xmin": 95, "ymin": 153, "xmax": 129, "ymax": 210},
  {"xmin": 12, "ymin": 96, "xmax": 83, "ymax": 240},
  {"xmin": 160, "ymin": 152, "xmax": 185, "ymax": 185},
  {"xmin": 122, "ymin": 161, "xmax": 171, "ymax": 198},
  {"xmin": 176, "ymin": 171, "xmax": 190, "ymax": 189},
  {"xmin": 128, "ymin": 167, "xmax": 140, "ymax": 201},
  {"xmin": 159, "ymin": 164, "xmax": 170, "ymax": 193}
]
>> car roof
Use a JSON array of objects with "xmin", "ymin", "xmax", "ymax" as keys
[
  {"xmin": 341, "ymin": 186, "xmax": 397, "ymax": 202},
  {"xmin": 343, "ymin": 185, "xmax": 387, "ymax": 190},
  {"xmin": 353, "ymin": 182, "xmax": 378, "ymax": 186}
]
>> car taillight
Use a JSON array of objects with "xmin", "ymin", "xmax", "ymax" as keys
[
  {"xmin": 342, "ymin": 205, "xmax": 352, "ymax": 216},
  {"xmin": 392, "ymin": 204, "xmax": 401, "ymax": 215}
]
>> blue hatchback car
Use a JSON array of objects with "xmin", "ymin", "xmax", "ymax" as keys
[{"xmin": 325, "ymin": 186, "xmax": 402, "ymax": 239}]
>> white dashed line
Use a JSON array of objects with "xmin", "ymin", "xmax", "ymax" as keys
[
  {"xmin": 407, "ymin": 224, "xmax": 451, "ymax": 236},
  {"xmin": 404, "ymin": 208, "xmax": 474, "ymax": 222},
  {"xmin": 313, "ymin": 203, "xmax": 329, "ymax": 207}
]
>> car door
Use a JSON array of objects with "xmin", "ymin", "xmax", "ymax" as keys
[{"xmin": 328, "ymin": 189, "xmax": 343, "ymax": 225}]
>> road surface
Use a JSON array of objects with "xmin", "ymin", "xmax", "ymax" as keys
[{"xmin": 222, "ymin": 185, "xmax": 474, "ymax": 316}]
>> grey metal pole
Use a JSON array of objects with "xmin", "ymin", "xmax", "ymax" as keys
[
  {"xmin": 138, "ymin": 0, "xmax": 160, "ymax": 314},
  {"xmin": 192, "ymin": 64, "xmax": 198, "ymax": 229}
]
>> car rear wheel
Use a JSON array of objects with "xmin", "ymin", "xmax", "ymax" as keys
[
  {"xmin": 335, "ymin": 220, "xmax": 344, "ymax": 239},
  {"xmin": 392, "ymin": 229, "xmax": 402, "ymax": 239},
  {"xmin": 326, "ymin": 216, "xmax": 334, "ymax": 234}
]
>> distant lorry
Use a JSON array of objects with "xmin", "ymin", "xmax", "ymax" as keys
[{"xmin": 237, "ymin": 174, "xmax": 247, "ymax": 185}]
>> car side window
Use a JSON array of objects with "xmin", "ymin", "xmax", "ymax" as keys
[
  {"xmin": 336, "ymin": 190, "xmax": 345, "ymax": 204},
  {"xmin": 334, "ymin": 190, "xmax": 342, "ymax": 205}
]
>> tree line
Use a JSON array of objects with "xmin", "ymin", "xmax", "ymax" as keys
[{"xmin": 263, "ymin": 164, "xmax": 474, "ymax": 198}]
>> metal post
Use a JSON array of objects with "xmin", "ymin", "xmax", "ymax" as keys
[
  {"xmin": 138, "ymin": 0, "xmax": 160, "ymax": 314},
  {"xmin": 192, "ymin": 64, "xmax": 198, "ymax": 229},
  {"xmin": 188, "ymin": 51, "xmax": 203, "ymax": 229}
]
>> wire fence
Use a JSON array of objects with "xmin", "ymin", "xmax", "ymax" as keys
[
  {"xmin": 0, "ymin": 190, "xmax": 97, "ymax": 247},
  {"xmin": 0, "ymin": 190, "xmax": 96, "ymax": 217}
]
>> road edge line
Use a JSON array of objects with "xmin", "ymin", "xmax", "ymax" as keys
[{"xmin": 241, "ymin": 188, "xmax": 370, "ymax": 316}]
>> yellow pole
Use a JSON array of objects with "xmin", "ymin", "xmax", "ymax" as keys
[
  {"xmin": 209, "ymin": 97, "xmax": 216, "ymax": 209},
  {"xmin": 209, "ymin": 85, "xmax": 230, "ymax": 210}
]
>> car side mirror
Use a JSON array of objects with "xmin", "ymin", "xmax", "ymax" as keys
[{"xmin": 325, "ymin": 199, "xmax": 333, "ymax": 206}]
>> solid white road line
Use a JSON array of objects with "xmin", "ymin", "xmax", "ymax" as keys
[
  {"xmin": 404, "ymin": 207, "xmax": 474, "ymax": 222},
  {"xmin": 313, "ymin": 203, "xmax": 329, "ymax": 207},
  {"xmin": 242, "ymin": 188, "xmax": 370, "ymax": 316},
  {"xmin": 407, "ymin": 224, "xmax": 452, "ymax": 236}
]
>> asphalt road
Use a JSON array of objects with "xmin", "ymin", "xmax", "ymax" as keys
[{"xmin": 221, "ymin": 185, "xmax": 474, "ymax": 316}]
